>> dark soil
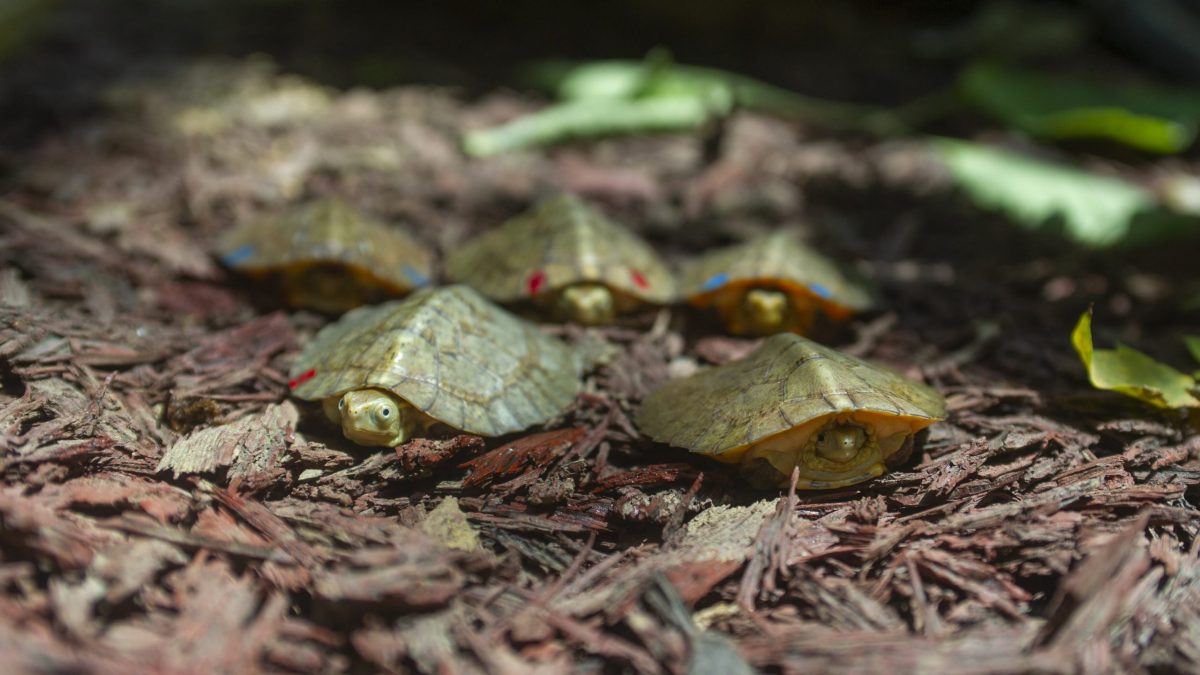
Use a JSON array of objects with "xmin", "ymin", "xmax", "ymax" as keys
[{"xmin": 2, "ymin": 2, "xmax": 1199, "ymax": 673}]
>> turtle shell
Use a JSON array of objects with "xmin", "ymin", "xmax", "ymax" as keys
[
  {"xmin": 444, "ymin": 194, "xmax": 675, "ymax": 307},
  {"xmin": 637, "ymin": 333, "xmax": 944, "ymax": 488},
  {"xmin": 679, "ymin": 230, "xmax": 872, "ymax": 323},
  {"xmin": 289, "ymin": 284, "xmax": 580, "ymax": 437},
  {"xmin": 217, "ymin": 197, "xmax": 434, "ymax": 311}
]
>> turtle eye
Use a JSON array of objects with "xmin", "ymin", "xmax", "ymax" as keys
[
  {"xmin": 379, "ymin": 405, "xmax": 391, "ymax": 418},
  {"xmin": 338, "ymin": 398, "xmax": 346, "ymax": 411}
]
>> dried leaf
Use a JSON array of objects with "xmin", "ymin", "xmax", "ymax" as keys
[{"xmin": 1072, "ymin": 308, "xmax": 1200, "ymax": 409}]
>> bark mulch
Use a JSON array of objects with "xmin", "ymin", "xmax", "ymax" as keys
[{"xmin": 1, "ymin": 59, "xmax": 1198, "ymax": 674}]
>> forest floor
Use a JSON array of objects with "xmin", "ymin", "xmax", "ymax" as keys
[{"xmin": 3, "ymin": 6, "xmax": 1200, "ymax": 674}]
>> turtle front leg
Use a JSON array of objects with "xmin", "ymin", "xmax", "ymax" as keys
[{"xmin": 880, "ymin": 431, "xmax": 915, "ymax": 469}]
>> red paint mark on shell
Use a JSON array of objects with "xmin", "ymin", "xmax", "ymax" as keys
[
  {"xmin": 630, "ymin": 269, "xmax": 649, "ymax": 289},
  {"xmin": 288, "ymin": 368, "xmax": 317, "ymax": 389},
  {"xmin": 526, "ymin": 270, "xmax": 547, "ymax": 295}
]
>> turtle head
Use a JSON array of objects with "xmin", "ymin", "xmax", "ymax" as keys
[
  {"xmin": 797, "ymin": 421, "xmax": 885, "ymax": 488},
  {"xmin": 328, "ymin": 389, "xmax": 420, "ymax": 447},
  {"xmin": 558, "ymin": 283, "xmax": 616, "ymax": 325},
  {"xmin": 744, "ymin": 288, "xmax": 788, "ymax": 328},
  {"xmin": 728, "ymin": 288, "xmax": 825, "ymax": 336},
  {"xmin": 739, "ymin": 419, "xmax": 890, "ymax": 489},
  {"xmin": 734, "ymin": 288, "xmax": 791, "ymax": 335},
  {"xmin": 814, "ymin": 424, "xmax": 868, "ymax": 462}
]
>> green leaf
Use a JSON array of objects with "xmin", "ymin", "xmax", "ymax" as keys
[
  {"xmin": 933, "ymin": 138, "xmax": 1159, "ymax": 247},
  {"xmin": 961, "ymin": 62, "xmax": 1200, "ymax": 153},
  {"xmin": 545, "ymin": 48, "xmax": 706, "ymax": 101},
  {"xmin": 462, "ymin": 96, "xmax": 720, "ymax": 157},
  {"xmin": 535, "ymin": 61, "xmax": 671, "ymax": 101},
  {"xmin": 547, "ymin": 56, "xmax": 885, "ymax": 126},
  {"xmin": 1072, "ymin": 308, "xmax": 1200, "ymax": 409},
  {"xmin": 483, "ymin": 49, "xmax": 904, "ymax": 155},
  {"xmin": 1185, "ymin": 335, "xmax": 1200, "ymax": 367}
]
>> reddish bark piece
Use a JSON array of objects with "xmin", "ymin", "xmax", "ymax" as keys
[
  {"xmin": 204, "ymin": 483, "xmax": 326, "ymax": 567},
  {"xmin": 315, "ymin": 564, "xmax": 463, "ymax": 608},
  {"xmin": 1036, "ymin": 514, "xmax": 1152, "ymax": 651},
  {"xmin": 662, "ymin": 559, "xmax": 743, "ymax": 604},
  {"xmin": 554, "ymin": 153, "xmax": 661, "ymax": 202},
  {"xmin": 590, "ymin": 463, "xmax": 696, "ymax": 491},
  {"xmin": 0, "ymin": 488, "xmax": 115, "ymax": 569},
  {"xmin": 542, "ymin": 609, "xmax": 663, "ymax": 675},
  {"xmin": 176, "ymin": 312, "xmax": 294, "ymax": 373},
  {"xmin": 737, "ymin": 471, "xmax": 803, "ymax": 610},
  {"xmin": 460, "ymin": 427, "xmax": 586, "ymax": 488},
  {"xmin": 0, "ymin": 613, "xmax": 136, "ymax": 673},
  {"xmin": 396, "ymin": 434, "xmax": 486, "ymax": 474},
  {"xmin": 312, "ymin": 538, "xmax": 481, "ymax": 609},
  {"xmin": 155, "ymin": 280, "xmax": 243, "ymax": 319},
  {"xmin": 468, "ymin": 506, "xmax": 592, "ymax": 534},
  {"xmin": 39, "ymin": 473, "xmax": 191, "ymax": 524},
  {"xmin": 158, "ymin": 558, "xmax": 288, "ymax": 673},
  {"xmin": 352, "ymin": 626, "xmax": 410, "ymax": 672},
  {"xmin": 693, "ymin": 335, "xmax": 761, "ymax": 365},
  {"xmin": 191, "ymin": 506, "xmax": 270, "ymax": 548},
  {"xmin": 737, "ymin": 625, "xmax": 1057, "ymax": 673},
  {"xmin": 551, "ymin": 498, "xmax": 615, "ymax": 532}
]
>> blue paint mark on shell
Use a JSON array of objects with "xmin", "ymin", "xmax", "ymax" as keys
[
  {"xmin": 220, "ymin": 244, "xmax": 256, "ymax": 266},
  {"xmin": 402, "ymin": 264, "xmax": 430, "ymax": 287},
  {"xmin": 808, "ymin": 282, "xmax": 833, "ymax": 299},
  {"xmin": 701, "ymin": 272, "xmax": 729, "ymax": 291}
]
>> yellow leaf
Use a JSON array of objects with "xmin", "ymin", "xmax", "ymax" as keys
[{"xmin": 1072, "ymin": 309, "xmax": 1200, "ymax": 409}]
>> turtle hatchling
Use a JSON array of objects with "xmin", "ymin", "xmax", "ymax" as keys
[
  {"xmin": 679, "ymin": 230, "xmax": 871, "ymax": 336},
  {"xmin": 637, "ymin": 333, "xmax": 944, "ymax": 489},
  {"xmin": 445, "ymin": 194, "xmax": 675, "ymax": 324},
  {"xmin": 288, "ymin": 284, "xmax": 581, "ymax": 447},
  {"xmin": 217, "ymin": 197, "xmax": 434, "ymax": 313}
]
